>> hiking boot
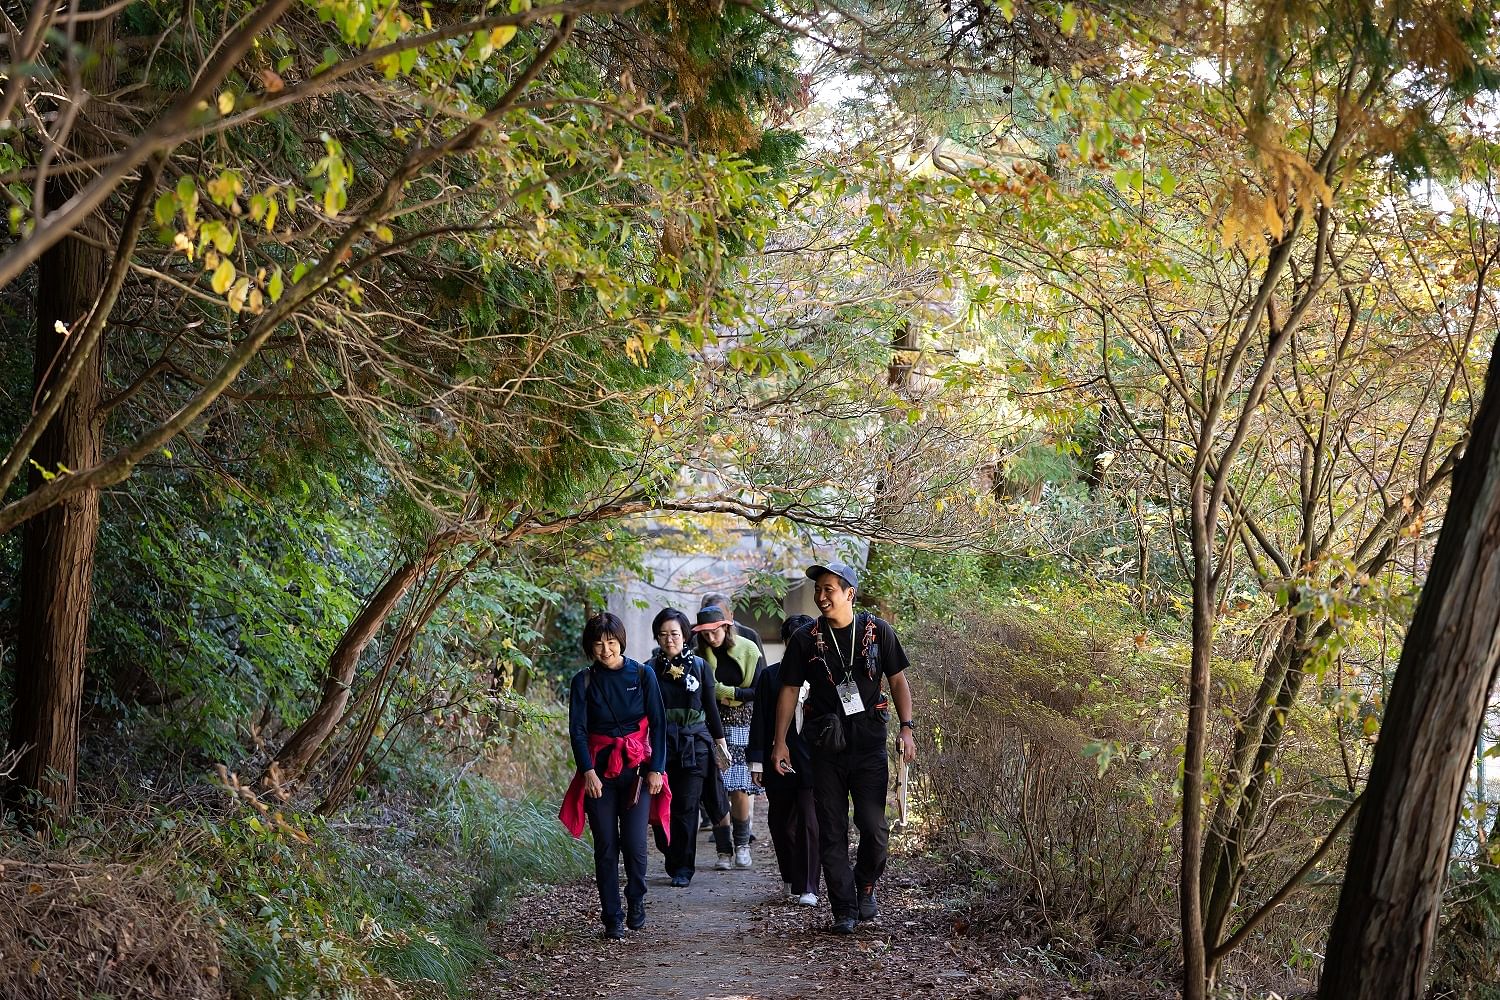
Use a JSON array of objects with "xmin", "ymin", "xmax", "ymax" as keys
[
  {"xmin": 604, "ymin": 923, "xmax": 625, "ymax": 940},
  {"xmin": 715, "ymin": 854, "xmax": 734, "ymax": 870},
  {"xmin": 734, "ymin": 845, "xmax": 753, "ymax": 868},
  {"xmin": 857, "ymin": 884, "xmax": 878, "ymax": 921},
  {"xmin": 626, "ymin": 900, "xmax": 646, "ymax": 931},
  {"xmin": 797, "ymin": 892, "xmax": 819, "ymax": 907},
  {"xmin": 829, "ymin": 915, "xmax": 857, "ymax": 935}
]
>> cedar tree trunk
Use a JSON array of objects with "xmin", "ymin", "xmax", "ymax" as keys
[
  {"xmin": 6, "ymin": 15, "xmax": 115, "ymax": 822},
  {"xmin": 1319, "ymin": 333, "xmax": 1500, "ymax": 999}
]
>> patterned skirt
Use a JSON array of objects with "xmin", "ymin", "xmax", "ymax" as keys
[{"xmin": 720, "ymin": 702, "xmax": 762, "ymax": 796}]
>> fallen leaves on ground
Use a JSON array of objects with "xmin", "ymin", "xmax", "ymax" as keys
[{"xmin": 469, "ymin": 848, "xmax": 1176, "ymax": 1000}]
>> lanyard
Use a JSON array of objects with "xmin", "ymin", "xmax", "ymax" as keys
[{"xmin": 825, "ymin": 622, "xmax": 855, "ymax": 683}]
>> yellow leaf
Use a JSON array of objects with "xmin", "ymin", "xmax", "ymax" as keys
[
  {"xmin": 1262, "ymin": 197, "xmax": 1283, "ymax": 241},
  {"xmin": 490, "ymin": 25, "xmax": 517, "ymax": 48},
  {"xmin": 217, "ymin": 91, "xmax": 235, "ymax": 115},
  {"xmin": 227, "ymin": 277, "xmax": 250, "ymax": 313},
  {"xmin": 211, "ymin": 259, "xmax": 235, "ymax": 294},
  {"xmin": 1220, "ymin": 213, "xmax": 1239, "ymax": 249}
]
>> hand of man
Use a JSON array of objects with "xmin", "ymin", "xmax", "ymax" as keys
[
  {"xmin": 769, "ymin": 741, "xmax": 790, "ymax": 776},
  {"xmin": 714, "ymin": 738, "xmax": 732, "ymax": 770},
  {"xmin": 751, "ymin": 768, "xmax": 764, "ymax": 788},
  {"xmin": 898, "ymin": 727, "xmax": 917, "ymax": 764},
  {"xmin": 583, "ymin": 769, "xmax": 603, "ymax": 799},
  {"xmin": 646, "ymin": 771, "xmax": 665, "ymax": 795}
]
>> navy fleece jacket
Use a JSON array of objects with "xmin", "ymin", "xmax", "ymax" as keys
[{"xmin": 568, "ymin": 658, "xmax": 667, "ymax": 774}]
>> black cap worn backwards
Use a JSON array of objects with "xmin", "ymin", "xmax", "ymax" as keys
[{"xmin": 806, "ymin": 562, "xmax": 858, "ymax": 590}]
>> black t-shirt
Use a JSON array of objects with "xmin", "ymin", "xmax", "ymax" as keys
[{"xmin": 780, "ymin": 613, "xmax": 908, "ymax": 721}]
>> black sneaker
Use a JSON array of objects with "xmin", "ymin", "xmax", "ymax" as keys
[
  {"xmin": 829, "ymin": 915, "xmax": 857, "ymax": 935},
  {"xmin": 604, "ymin": 923, "xmax": 625, "ymax": 940},
  {"xmin": 670, "ymin": 874, "xmax": 691, "ymax": 888},
  {"xmin": 626, "ymin": 900, "xmax": 646, "ymax": 930},
  {"xmin": 857, "ymin": 884, "xmax": 878, "ymax": 921}
]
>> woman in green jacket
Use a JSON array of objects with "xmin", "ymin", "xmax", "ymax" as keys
[{"xmin": 693, "ymin": 604, "xmax": 763, "ymax": 868}]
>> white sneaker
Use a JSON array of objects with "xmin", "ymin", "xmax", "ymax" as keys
[
  {"xmin": 796, "ymin": 892, "xmax": 818, "ymax": 906},
  {"xmin": 734, "ymin": 845, "xmax": 753, "ymax": 868},
  {"xmin": 715, "ymin": 854, "xmax": 734, "ymax": 870}
]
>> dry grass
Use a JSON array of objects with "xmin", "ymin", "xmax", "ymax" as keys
[{"xmin": 0, "ymin": 847, "xmax": 227, "ymax": 1000}]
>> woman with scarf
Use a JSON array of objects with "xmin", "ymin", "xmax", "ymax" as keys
[
  {"xmin": 563, "ymin": 612, "xmax": 667, "ymax": 939},
  {"xmin": 694, "ymin": 604, "xmax": 763, "ymax": 868},
  {"xmin": 648, "ymin": 608, "xmax": 732, "ymax": 886}
]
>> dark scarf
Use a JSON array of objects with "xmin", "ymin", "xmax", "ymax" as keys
[{"xmin": 656, "ymin": 649, "xmax": 695, "ymax": 682}]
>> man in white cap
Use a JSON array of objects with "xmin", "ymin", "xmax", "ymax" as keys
[{"xmin": 769, "ymin": 562, "xmax": 917, "ymax": 935}]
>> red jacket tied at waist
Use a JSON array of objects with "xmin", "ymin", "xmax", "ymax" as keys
[{"xmin": 559, "ymin": 717, "xmax": 672, "ymax": 840}]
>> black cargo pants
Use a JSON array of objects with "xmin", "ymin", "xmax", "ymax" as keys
[{"xmin": 808, "ymin": 711, "xmax": 888, "ymax": 919}]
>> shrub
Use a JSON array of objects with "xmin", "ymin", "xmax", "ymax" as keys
[{"xmin": 909, "ymin": 584, "xmax": 1183, "ymax": 943}]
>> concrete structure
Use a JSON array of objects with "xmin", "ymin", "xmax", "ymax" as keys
[{"xmin": 607, "ymin": 520, "xmax": 863, "ymax": 665}]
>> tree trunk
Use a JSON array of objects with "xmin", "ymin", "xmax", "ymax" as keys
[
  {"xmin": 1201, "ymin": 616, "xmax": 1311, "ymax": 956},
  {"xmin": 266, "ymin": 535, "xmax": 453, "ymax": 788},
  {"xmin": 1181, "ymin": 548, "xmax": 1213, "ymax": 1000},
  {"xmin": 315, "ymin": 549, "xmax": 479, "ymax": 815},
  {"xmin": 1319, "ymin": 333, "xmax": 1500, "ymax": 1000},
  {"xmin": 6, "ymin": 15, "xmax": 115, "ymax": 822},
  {"xmin": 1177, "ymin": 403, "xmax": 1223, "ymax": 1000}
]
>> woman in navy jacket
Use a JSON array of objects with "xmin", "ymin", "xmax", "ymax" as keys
[{"xmin": 567, "ymin": 612, "xmax": 666, "ymax": 938}]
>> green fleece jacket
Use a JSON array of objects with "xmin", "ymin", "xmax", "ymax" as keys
[{"xmin": 704, "ymin": 638, "xmax": 760, "ymax": 708}]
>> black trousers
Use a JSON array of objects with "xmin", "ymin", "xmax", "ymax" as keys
[
  {"xmin": 699, "ymin": 762, "xmax": 730, "ymax": 826},
  {"xmin": 809, "ymin": 714, "xmax": 889, "ymax": 919},
  {"xmin": 584, "ymin": 772, "xmax": 650, "ymax": 928},
  {"xmin": 766, "ymin": 782, "xmax": 820, "ymax": 895},
  {"xmin": 658, "ymin": 750, "xmax": 712, "ymax": 879}
]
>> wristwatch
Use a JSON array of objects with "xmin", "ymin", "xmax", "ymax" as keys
[{"xmin": 899, "ymin": 720, "xmax": 916, "ymax": 730}]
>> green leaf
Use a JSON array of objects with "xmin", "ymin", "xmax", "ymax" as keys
[
  {"xmin": 1083, "ymin": 739, "xmax": 1118, "ymax": 777},
  {"xmin": 154, "ymin": 192, "xmax": 177, "ymax": 227}
]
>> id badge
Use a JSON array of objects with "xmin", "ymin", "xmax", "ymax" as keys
[{"xmin": 836, "ymin": 679, "xmax": 865, "ymax": 716}]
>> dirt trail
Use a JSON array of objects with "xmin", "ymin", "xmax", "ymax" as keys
[
  {"xmin": 479, "ymin": 816, "xmax": 837, "ymax": 999},
  {"xmin": 468, "ymin": 815, "xmax": 1146, "ymax": 1000}
]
